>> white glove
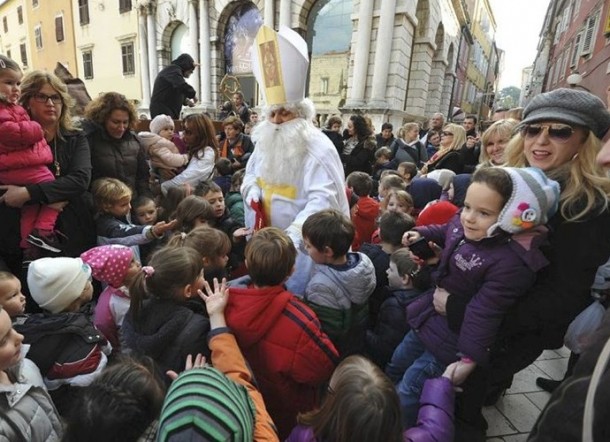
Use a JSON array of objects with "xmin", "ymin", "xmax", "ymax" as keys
[{"xmin": 245, "ymin": 187, "xmax": 261, "ymax": 205}]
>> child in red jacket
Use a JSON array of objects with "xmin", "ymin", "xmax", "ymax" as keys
[
  {"xmin": 226, "ymin": 227, "xmax": 339, "ymax": 439},
  {"xmin": 346, "ymin": 171, "xmax": 379, "ymax": 250},
  {"xmin": 0, "ymin": 55, "xmax": 61, "ymax": 260}
]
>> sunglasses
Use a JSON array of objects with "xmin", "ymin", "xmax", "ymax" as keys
[
  {"xmin": 521, "ymin": 124, "xmax": 575, "ymax": 142},
  {"xmin": 441, "ymin": 131, "xmax": 454, "ymax": 136},
  {"xmin": 33, "ymin": 93, "xmax": 62, "ymax": 104}
]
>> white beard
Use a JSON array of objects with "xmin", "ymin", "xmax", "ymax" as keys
[{"xmin": 252, "ymin": 118, "xmax": 314, "ymax": 185}]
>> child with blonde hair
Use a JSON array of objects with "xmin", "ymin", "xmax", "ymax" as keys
[{"xmin": 92, "ymin": 178, "xmax": 175, "ymax": 262}]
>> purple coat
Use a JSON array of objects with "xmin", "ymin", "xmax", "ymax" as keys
[
  {"xmin": 285, "ymin": 377, "xmax": 454, "ymax": 442},
  {"xmin": 407, "ymin": 214, "xmax": 548, "ymax": 366}
]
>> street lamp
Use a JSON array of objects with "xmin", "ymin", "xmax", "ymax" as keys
[{"xmin": 567, "ymin": 70, "xmax": 590, "ymax": 91}]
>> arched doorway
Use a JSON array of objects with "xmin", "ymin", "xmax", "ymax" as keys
[
  {"xmin": 170, "ymin": 23, "xmax": 196, "ymax": 90},
  {"xmin": 306, "ymin": 0, "xmax": 352, "ymax": 119},
  {"xmin": 223, "ymin": 2, "xmax": 263, "ymax": 107}
]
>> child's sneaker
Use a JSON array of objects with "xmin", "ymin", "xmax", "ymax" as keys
[{"xmin": 26, "ymin": 229, "xmax": 65, "ymax": 253}]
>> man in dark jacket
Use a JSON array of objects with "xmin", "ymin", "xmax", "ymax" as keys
[{"xmin": 150, "ymin": 53, "xmax": 198, "ymax": 119}]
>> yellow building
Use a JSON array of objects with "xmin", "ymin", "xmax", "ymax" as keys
[
  {"xmin": 0, "ymin": 0, "xmax": 32, "ymax": 73},
  {"xmin": 72, "ymin": 0, "xmax": 142, "ymax": 101},
  {"xmin": 25, "ymin": 0, "xmax": 77, "ymax": 74}
]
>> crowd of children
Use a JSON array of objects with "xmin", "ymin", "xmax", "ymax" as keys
[{"xmin": 2, "ymin": 49, "xmax": 606, "ymax": 441}]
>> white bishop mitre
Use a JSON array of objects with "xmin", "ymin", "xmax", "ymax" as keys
[{"xmin": 251, "ymin": 25, "xmax": 309, "ymax": 106}]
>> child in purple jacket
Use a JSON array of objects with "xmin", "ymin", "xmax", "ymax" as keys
[
  {"xmin": 387, "ymin": 166, "xmax": 560, "ymax": 427},
  {"xmin": 287, "ymin": 355, "xmax": 459, "ymax": 442}
]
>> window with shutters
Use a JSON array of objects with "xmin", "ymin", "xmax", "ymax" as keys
[
  {"xmin": 17, "ymin": 7, "xmax": 23, "ymax": 25},
  {"xmin": 119, "ymin": 0, "xmax": 132, "ymax": 13},
  {"xmin": 121, "ymin": 42, "xmax": 135, "ymax": 75},
  {"xmin": 581, "ymin": 12, "xmax": 600, "ymax": 55},
  {"xmin": 2, "ymin": 16, "xmax": 7, "ymax": 33},
  {"xmin": 83, "ymin": 51, "xmax": 94, "ymax": 79},
  {"xmin": 20, "ymin": 43, "xmax": 27, "ymax": 67},
  {"xmin": 79, "ymin": 0, "xmax": 90, "ymax": 26},
  {"xmin": 55, "ymin": 16, "xmax": 64, "ymax": 42},
  {"xmin": 34, "ymin": 25, "xmax": 42, "ymax": 49},
  {"xmin": 552, "ymin": 59, "xmax": 561, "ymax": 85},
  {"xmin": 571, "ymin": 32, "xmax": 582, "ymax": 66},
  {"xmin": 546, "ymin": 65, "xmax": 555, "ymax": 89}
]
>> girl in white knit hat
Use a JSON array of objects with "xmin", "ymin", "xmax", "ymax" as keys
[{"xmin": 389, "ymin": 166, "xmax": 560, "ymax": 428}]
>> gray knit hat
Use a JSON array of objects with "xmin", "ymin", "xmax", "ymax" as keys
[
  {"xmin": 157, "ymin": 367, "xmax": 255, "ymax": 442},
  {"xmin": 522, "ymin": 88, "xmax": 610, "ymax": 139}
]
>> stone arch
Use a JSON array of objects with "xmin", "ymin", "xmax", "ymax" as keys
[
  {"xmin": 415, "ymin": 0, "xmax": 430, "ymax": 38},
  {"xmin": 425, "ymin": 23, "xmax": 446, "ymax": 116},
  {"xmin": 305, "ymin": 0, "xmax": 353, "ymax": 116},
  {"xmin": 440, "ymin": 42, "xmax": 455, "ymax": 117},
  {"xmin": 159, "ymin": 20, "xmax": 186, "ymax": 68},
  {"xmin": 213, "ymin": 1, "xmax": 263, "ymax": 106}
]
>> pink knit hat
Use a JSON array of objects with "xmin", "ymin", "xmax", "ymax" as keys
[{"xmin": 81, "ymin": 245, "xmax": 134, "ymax": 288}]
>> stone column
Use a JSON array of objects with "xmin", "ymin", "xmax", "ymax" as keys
[
  {"xmin": 188, "ymin": 0, "xmax": 200, "ymax": 99},
  {"xmin": 198, "ymin": 0, "xmax": 211, "ymax": 106},
  {"xmin": 346, "ymin": 0, "xmax": 374, "ymax": 107},
  {"xmin": 146, "ymin": 3, "xmax": 158, "ymax": 84},
  {"xmin": 405, "ymin": 40, "xmax": 434, "ymax": 117},
  {"xmin": 264, "ymin": 0, "xmax": 274, "ymax": 27},
  {"xmin": 369, "ymin": 0, "xmax": 397, "ymax": 108},
  {"xmin": 424, "ymin": 59, "xmax": 446, "ymax": 116},
  {"xmin": 279, "ymin": 0, "xmax": 291, "ymax": 28},
  {"xmin": 137, "ymin": 5, "xmax": 150, "ymax": 108}
]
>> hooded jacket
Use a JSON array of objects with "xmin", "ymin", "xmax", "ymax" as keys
[
  {"xmin": 226, "ymin": 281, "xmax": 338, "ymax": 438},
  {"xmin": 0, "ymin": 103, "xmax": 55, "ymax": 185},
  {"xmin": 137, "ymin": 131, "xmax": 187, "ymax": 170},
  {"xmin": 351, "ymin": 196, "xmax": 380, "ymax": 250},
  {"xmin": 150, "ymin": 54, "xmax": 197, "ymax": 119}
]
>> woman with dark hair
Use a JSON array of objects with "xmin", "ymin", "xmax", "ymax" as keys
[
  {"xmin": 83, "ymin": 92, "xmax": 151, "ymax": 198},
  {"xmin": 342, "ymin": 115, "xmax": 376, "ymax": 176},
  {"xmin": 220, "ymin": 115, "xmax": 254, "ymax": 170},
  {"xmin": 161, "ymin": 113, "xmax": 218, "ymax": 195},
  {"xmin": 0, "ymin": 71, "xmax": 95, "ymax": 271}
]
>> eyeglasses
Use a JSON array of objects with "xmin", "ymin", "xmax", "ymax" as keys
[
  {"xmin": 33, "ymin": 93, "xmax": 62, "ymax": 104},
  {"xmin": 520, "ymin": 124, "xmax": 575, "ymax": 143},
  {"xmin": 441, "ymin": 131, "xmax": 454, "ymax": 136}
]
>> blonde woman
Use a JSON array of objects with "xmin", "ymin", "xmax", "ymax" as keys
[
  {"xmin": 478, "ymin": 118, "xmax": 519, "ymax": 167},
  {"xmin": 420, "ymin": 123, "xmax": 466, "ymax": 174},
  {"xmin": 390, "ymin": 122, "xmax": 428, "ymax": 168},
  {"xmin": 450, "ymin": 88, "xmax": 610, "ymax": 440}
]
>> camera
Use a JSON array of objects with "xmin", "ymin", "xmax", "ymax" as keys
[{"xmin": 408, "ymin": 237, "xmax": 436, "ymax": 260}]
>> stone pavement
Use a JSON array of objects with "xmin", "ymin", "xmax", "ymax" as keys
[{"xmin": 484, "ymin": 347, "xmax": 570, "ymax": 441}]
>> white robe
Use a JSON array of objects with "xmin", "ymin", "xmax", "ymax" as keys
[{"xmin": 242, "ymin": 128, "xmax": 349, "ymax": 294}]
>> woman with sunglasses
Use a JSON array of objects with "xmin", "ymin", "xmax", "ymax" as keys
[
  {"xmin": 420, "ymin": 123, "xmax": 466, "ymax": 174},
  {"xmin": 160, "ymin": 113, "xmax": 218, "ymax": 195},
  {"xmin": 83, "ymin": 92, "xmax": 151, "ymax": 199},
  {"xmin": 451, "ymin": 88, "xmax": 610, "ymax": 441},
  {"xmin": 0, "ymin": 71, "xmax": 95, "ymax": 274}
]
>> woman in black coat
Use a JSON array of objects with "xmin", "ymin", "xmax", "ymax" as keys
[
  {"xmin": 342, "ymin": 114, "xmax": 376, "ymax": 176},
  {"xmin": 0, "ymin": 71, "xmax": 95, "ymax": 272}
]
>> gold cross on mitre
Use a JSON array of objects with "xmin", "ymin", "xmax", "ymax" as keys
[{"xmin": 251, "ymin": 25, "xmax": 309, "ymax": 106}]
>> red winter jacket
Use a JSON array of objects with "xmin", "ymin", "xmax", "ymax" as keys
[
  {"xmin": 351, "ymin": 195, "xmax": 380, "ymax": 250},
  {"xmin": 226, "ymin": 283, "xmax": 339, "ymax": 439},
  {"xmin": 0, "ymin": 103, "xmax": 53, "ymax": 185}
]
